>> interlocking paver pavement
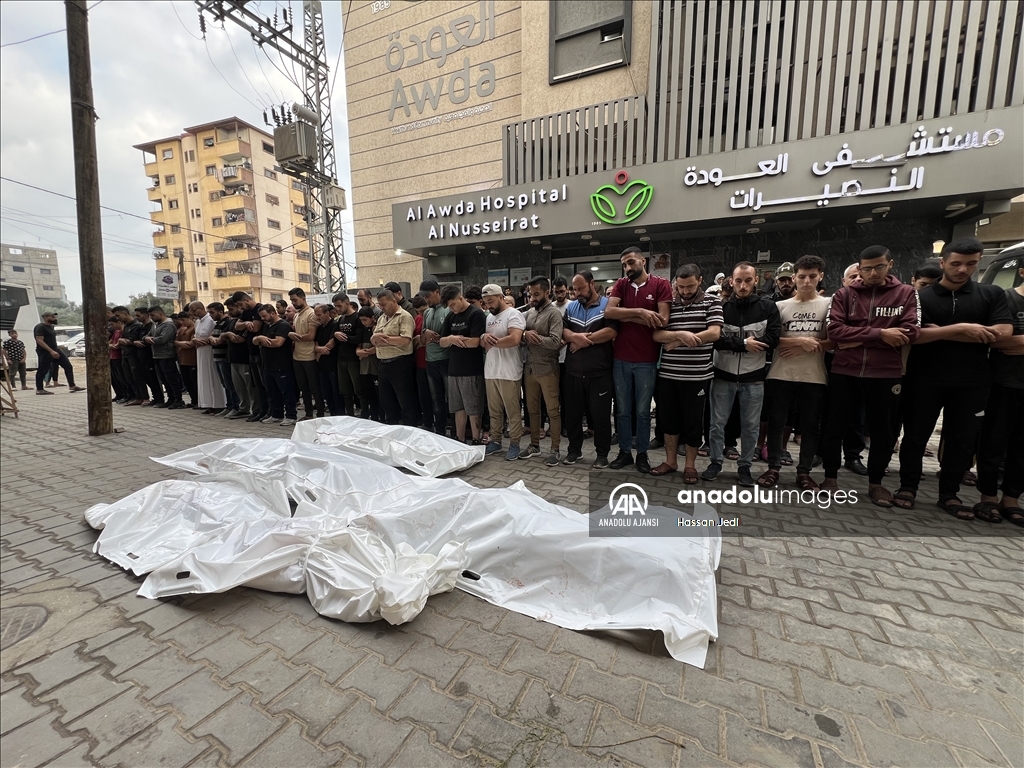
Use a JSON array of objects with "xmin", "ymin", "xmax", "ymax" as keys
[{"xmin": 2, "ymin": 386, "xmax": 1022, "ymax": 767}]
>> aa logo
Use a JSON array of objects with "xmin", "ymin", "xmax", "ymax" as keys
[
  {"xmin": 590, "ymin": 171, "xmax": 654, "ymax": 225},
  {"xmin": 609, "ymin": 483, "xmax": 648, "ymax": 516}
]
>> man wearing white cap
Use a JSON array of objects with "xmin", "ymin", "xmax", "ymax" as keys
[{"xmin": 480, "ymin": 284, "xmax": 526, "ymax": 460}]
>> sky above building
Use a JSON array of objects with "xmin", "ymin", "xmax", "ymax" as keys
[{"xmin": 0, "ymin": 0, "xmax": 355, "ymax": 304}]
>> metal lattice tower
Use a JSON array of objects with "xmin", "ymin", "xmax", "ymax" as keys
[{"xmin": 194, "ymin": 0, "xmax": 346, "ymax": 294}]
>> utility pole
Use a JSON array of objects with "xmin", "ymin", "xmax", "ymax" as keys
[{"xmin": 65, "ymin": 0, "xmax": 112, "ymax": 436}]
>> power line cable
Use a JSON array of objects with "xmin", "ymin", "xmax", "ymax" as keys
[{"xmin": 0, "ymin": 0, "xmax": 105, "ymax": 47}]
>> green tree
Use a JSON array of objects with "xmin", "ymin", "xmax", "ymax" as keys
[
  {"xmin": 37, "ymin": 299, "xmax": 83, "ymax": 326},
  {"xmin": 115, "ymin": 291, "xmax": 173, "ymax": 312}
]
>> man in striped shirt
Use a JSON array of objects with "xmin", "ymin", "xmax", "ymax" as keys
[{"xmin": 650, "ymin": 264, "xmax": 724, "ymax": 482}]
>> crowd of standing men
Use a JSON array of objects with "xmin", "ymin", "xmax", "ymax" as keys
[{"xmin": 11, "ymin": 237, "xmax": 1020, "ymax": 525}]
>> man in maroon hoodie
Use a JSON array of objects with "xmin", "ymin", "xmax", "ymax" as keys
[{"xmin": 819, "ymin": 246, "xmax": 920, "ymax": 506}]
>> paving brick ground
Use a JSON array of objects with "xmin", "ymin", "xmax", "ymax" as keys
[{"xmin": 1, "ymin": 383, "xmax": 1022, "ymax": 767}]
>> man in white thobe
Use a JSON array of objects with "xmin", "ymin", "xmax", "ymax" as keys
[{"xmin": 190, "ymin": 301, "xmax": 226, "ymax": 413}]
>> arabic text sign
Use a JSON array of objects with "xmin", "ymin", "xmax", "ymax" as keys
[
  {"xmin": 386, "ymin": 1, "xmax": 497, "ymax": 123},
  {"xmin": 155, "ymin": 270, "xmax": 178, "ymax": 299}
]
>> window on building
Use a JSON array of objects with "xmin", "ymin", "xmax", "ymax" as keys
[
  {"xmin": 162, "ymin": 148, "xmax": 173, "ymax": 159},
  {"xmin": 12, "ymin": 265, "xmax": 25, "ymax": 272},
  {"xmin": 168, "ymin": 199, "xmax": 179, "ymax": 209},
  {"xmin": 298, "ymin": 272, "xmax": 311, "ymax": 283},
  {"xmin": 173, "ymin": 247, "xmax": 184, "ymax": 258},
  {"xmin": 194, "ymin": 233, "xmax": 204, "ymax": 243},
  {"xmin": 215, "ymin": 268, "xmax": 227, "ymax": 277},
  {"xmin": 549, "ymin": 1, "xmax": 631, "ymax": 83},
  {"xmin": 209, "ymin": 192, "xmax": 222, "ymax": 202},
  {"xmin": 264, "ymin": 168, "xmax": 277, "ymax": 180},
  {"xmin": 196, "ymin": 257, "xmax": 207, "ymax": 266},
  {"xmin": 262, "ymin": 141, "xmax": 274, "ymax": 154},
  {"xmin": 40, "ymin": 268, "xmax": 52, "ymax": 275},
  {"xmin": 42, "ymin": 285, "xmax": 54, "ymax": 291},
  {"xmin": 200, "ymin": 281, "xmax": 209, "ymax": 290},
  {"xmin": 270, "ymin": 293, "xmax": 283, "ymax": 301},
  {"xmin": 291, "ymin": 180, "xmax": 306, "ymax": 191},
  {"xmin": 296, "ymin": 250, "xmax": 310, "ymax": 260},
  {"xmin": 293, "ymin": 204, "xmax": 306, "ymax": 215},
  {"xmin": 267, "ymin": 219, "xmax": 281, "ymax": 229},
  {"xmin": 204, "ymin": 137, "xmax": 215, "ymax": 147},
  {"xmin": 164, "ymin": 174, "xmax": 176, "ymax": 185},
  {"xmin": 211, "ymin": 217, "xmax": 223, "ymax": 227},
  {"xmin": 170, "ymin": 224, "xmax": 181, "ymax": 234},
  {"xmin": 186, "ymin": 149, "xmax": 196, "ymax": 162},
  {"xmin": 206, "ymin": 165, "xmax": 217, "ymax": 176},
  {"xmin": 265, "ymin": 193, "xmax": 280, "ymax": 205},
  {"xmin": 295, "ymin": 227, "xmax": 308, "ymax": 238},
  {"xmin": 271, "ymin": 269, "xmax": 284, "ymax": 278},
  {"xmin": 269, "ymin": 244, "xmax": 283, "ymax": 253}
]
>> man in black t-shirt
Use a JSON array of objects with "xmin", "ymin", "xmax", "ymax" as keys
[
  {"xmin": 223, "ymin": 299, "xmax": 256, "ymax": 419},
  {"xmin": 253, "ymin": 304, "xmax": 298, "ymax": 425},
  {"xmin": 230, "ymin": 291, "xmax": 269, "ymax": 421},
  {"xmin": 439, "ymin": 285, "xmax": 486, "ymax": 444},
  {"xmin": 33, "ymin": 311, "xmax": 83, "ymax": 394},
  {"xmin": 897, "ymin": 238, "xmax": 1014, "ymax": 520},
  {"xmin": 313, "ymin": 303, "xmax": 342, "ymax": 416},
  {"xmin": 976, "ymin": 265, "xmax": 1024, "ymax": 526},
  {"xmin": 333, "ymin": 293, "xmax": 362, "ymax": 416}
]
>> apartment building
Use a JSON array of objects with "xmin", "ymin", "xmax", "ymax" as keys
[
  {"xmin": 343, "ymin": 0, "xmax": 1023, "ymax": 290},
  {"xmin": 134, "ymin": 117, "xmax": 313, "ymax": 307},
  {"xmin": 0, "ymin": 243, "xmax": 66, "ymax": 301}
]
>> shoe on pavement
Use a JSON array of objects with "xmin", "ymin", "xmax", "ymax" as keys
[
  {"xmin": 153, "ymin": 402, "xmax": 170, "ymax": 408},
  {"xmin": 701, "ymin": 462, "xmax": 723, "ymax": 481},
  {"xmin": 545, "ymin": 451, "xmax": 561, "ymax": 467},
  {"xmin": 35, "ymin": 389, "xmax": 54, "ymax": 395},
  {"xmin": 592, "ymin": 455, "xmax": 609, "ymax": 469},
  {"xmin": 245, "ymin": 413, "xmax": 262, "ymax": 422},
  {"xmin": 223, "ymin": 409, "xmax": 240, "ymax": 418},
  {"xmin": 562, "ymin": 452, "xmax": 582, "ymax": 465},
  {"xmin": 280, "ymin": 418, "xmax": 296, "ymax": 427},
  {"xmin": 485, "ymin": 441, "xmax": 504, "ymax": 456},
  {"xmin": 227, "ymin": 410, "xmax": 248, "ymax": 419},
  {"xmin": 214, "ymin": 408, "xmax": 230, "ymax": 417},
  {"xmin": 261, "ymin": 416, "xmax": 283, "ymax": 424},
  {"xmin": 68, "ymin": 386, "xmax": 85, "ymax": 393},
  {"xmin": 609, "ymin": 451, "xmax": 634, "ymax": 469},
  {"xmin": 505, "ymin": 444, "xmax": 521, "ymax": 461},
  {"xmin": 636, "ymin": 452, "xmax": 651, "ymax": 474},
  {"xmin": 520, "ymin": 444, "xmax": 541, "ymax": 459},
  {"xmin": 844, "ymin": 458, "xmax": 868, "ymax": 476},
  {"xmin": 648, "ymin": 438, "xmax": 664, "ymax": 450},
  {"xmin": 737, "ymin": 466, "xmax": 755, "ymax": 487}
]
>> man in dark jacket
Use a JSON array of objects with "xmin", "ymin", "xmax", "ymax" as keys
[
  {"xmin": 703, "ymin": 262, "xmax": 781, "ymax": 487},
  {"xmin": 819, "ymin": 245, "xmax": 920, "ymax": 505}
]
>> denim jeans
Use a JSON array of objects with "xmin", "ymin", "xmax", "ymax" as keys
[
  {"xmin": 709, "ymin": 379, "xmax": 764, "ymax": 468},
  {"xmin": 263, "ymin": 369, "xmax": 298, "ymax": 420},
  {"xmin": 612, "ymin": 360, "xmax": 657, "ymax": 454}
]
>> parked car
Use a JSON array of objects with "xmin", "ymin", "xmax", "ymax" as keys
[
  {"xmin": 57, "ymin": 332, "xmax": 84, "ymax": 355},
  {"xmin": 71, "ymin": 336, "xmax": 87, "ymax": 357},
  {"xmin": 980, "ymin": 241, "xmax": 1024, "ymax": 289}
]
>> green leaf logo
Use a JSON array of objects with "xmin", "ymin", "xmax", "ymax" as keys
[{"xmin": 590, "ymin": 174, "xmax": 654, "ymax": 224}]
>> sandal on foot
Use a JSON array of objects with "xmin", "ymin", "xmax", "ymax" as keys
[
  {"xmin": 999, "ymin": 507, "xmax": 1024, "ymax": 527},
  {"xmin": 796, "ymin": 474, "xmax": 820, "ymax": 491},
  {"xmin": 892, "ymin": 489, "xmax": 916, "ymax": 510},
  {"xmin": 724, "ymin": 447, "xmax": 740, "ymax": 461},
  {"xmin": 757, "ymin": 469, "xmax": 779, "ymax": 488},
  {"xmin": 971, "ymin": 501, "xmax": 1003, "ymax": 524},
  {"xmin": 650, "ymin": 463, "xmax": 677, "ymax": 476},
  {"xmin": 963, "ymin": 471, "xmax": 978, "ymax": 487},
  {"xmin": 869, "ymin": 486, "xmax": 894, "ymax": 508},
  {"xmin": 682, "ymin": 467, "xmax": 699, "ymax": 485},
  {"xmin": 937, "ymin": 498, "xmax": 974, "ymax": 521},
  {"xmin": 697, "ymin": 444, "xmax": 710, "ymax": 457}
]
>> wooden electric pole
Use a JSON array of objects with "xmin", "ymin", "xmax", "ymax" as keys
[{"xmin": 65, "ymin": 0, "xmax": 112, "ymax": 436}]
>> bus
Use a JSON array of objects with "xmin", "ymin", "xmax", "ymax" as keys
[{"xmin": 1, "ymin": 282, "xmax": 42, "ymax": 368}]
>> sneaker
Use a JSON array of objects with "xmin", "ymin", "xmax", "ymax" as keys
[
  {"xmin": 222, "ymin": 409, "xmax": 240, "ymax": 418},
  {"xmin": 737, "ymin": 466, "xmax": 755, "ymax": 487},
  {"xmin": 505, "ymin": 444, "xmax": 521, "ymax": 461},
  {"xmin": 227, "ymin": 410, "xmax": 249, "ymax": 420},
  {"xmin": 485, "ymin": 441, "xmax": 504, "ymax": 456},
  {"xmin": 261, "ymin": 416, "xmax": 283, "ymax": 424},
  {"xmin": 216, "ymin": 408, "xmax": 231, "ymax": 417},
  {"xmin": 245, "ymin": 413, "xmax": 262, "ymax": 422},
  {"xmin": 545, "ymin": 451, "xmax": 561, "ymax": 467},
  {"xmin": 609, "ymin": 450, "xmax": 634, "ymax": 469},
  {"xmin": 592, "ymin": 455, "xmax": 609, "ymax": 469},
  {"xmin": 701, "ymin": 462, "xmax": 723, "ymax": 481},
  {"xmin": 280, "ymin": 418, "xmax": 296, "ymax": 427},
  {"xmin": 521, "ymin": 444, "xmax": 541, "ymax": 459},
  {"xmin": 562, "ymin": 452, "xmax": 582, "ymax": 465}
]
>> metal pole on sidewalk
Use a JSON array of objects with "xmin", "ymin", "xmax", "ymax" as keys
[{"xmin": 65, "ymin": 0, "xmax": 112, "ymax": 435}]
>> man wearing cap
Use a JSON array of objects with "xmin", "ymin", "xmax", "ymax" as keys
[
  {"xmin": 384, "ymin": 282, "xmax": 414, "ymax": 313},
  {"xmin": 769, "ymin": 263, "xmax": 797, "ymax": 302},
  {"xmin": 480, "ymin": 283, "xmax": 526, "ymax": 460},
  {"xmin": 33, "ymin": 311, "xmax": 84, "ymax": 394},
  {"xmin": 416, "ymin": 279, "xmax": 451, "ymax": 435}
]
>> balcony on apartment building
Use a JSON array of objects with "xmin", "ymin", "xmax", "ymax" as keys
[
  {"xmin": 221, "ymin": 189, "xmax": 256, "ymax": 213},
  {"xmin": 213, "ymin": 239, "xmax": 260, "ymax": 254},
  {"xmin": 144, "ymin": 161, "xmax": 159, "ymax": 178},
  {"xmin": 222, "ymin": 211, "xmax": 258, "ymax": 239},
  {"xmin": 152, "ymin": 247, "xmax": 168, "ymax": 261},
  {"xmin": 218, "ymin": 139, "xmax": 252, "ymax": 164},
  {"xmin": 221, "ymin": 163, "xmax": 254, "ymax": 187}
]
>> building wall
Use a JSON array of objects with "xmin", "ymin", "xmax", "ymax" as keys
[
  {"xmin": 342, "ymin": 0, "xmax": 652, "ymax": 289},
  {"xmin": 0, "ymin": 244, "xmax": 66, "ymax": 302}
]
